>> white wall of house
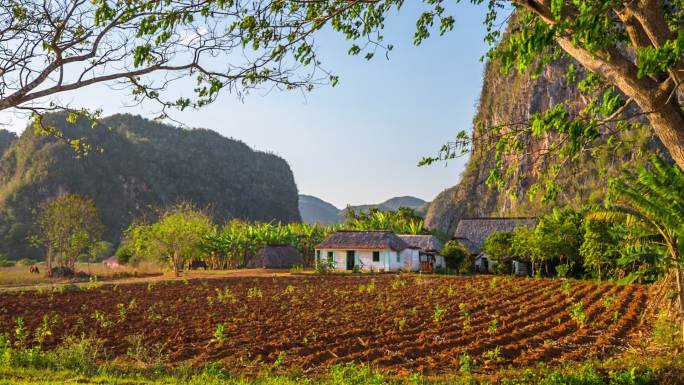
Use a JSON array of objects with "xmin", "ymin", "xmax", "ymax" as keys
[{"xmin": 315, "ymin": 248, "xmax": 418, "ymax": 272}]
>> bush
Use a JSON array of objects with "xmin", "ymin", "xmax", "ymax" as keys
[
  {"xmin": 0, "ymin": 254, "xmax": 14, "ymax": 267},
  {"xmin": 442, "ymin": 241, "xmax": 469, "ymax": 270},
  {"xmin": 315, "ymin": 259, "xmax": 334, "ymax": 274},
  {"xmin": 434, "ymin": 267, "xmax": 457, "ymax": 275},
  {"xmin": 483, "ymin": 231, "xmax": 514, "ymax": 275},
  {"xmin": 15, "ymin": 258, "xmax": 37, "ymax": 267}
]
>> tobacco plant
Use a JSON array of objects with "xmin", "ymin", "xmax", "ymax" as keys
[
  {"xmin": 569, "ymin": 301, "xmax": 588, "ymax": 327},
  {"xmin": 212, "ymin": 323, "xmax": 227, "ymax": 345},
  {"xmin": 488, "ymin": 317, "xmax": 499, "ymax": 335},
  {"xmin": 247, "ymin": 287, "xmax": 263, "ymax": 300},
  {"xmin": 432, "ymin": 304, "xmax": 447, "ymax": 324},
  {"xmin": 459, "ymin": 303, "xmax": 472, "ymax": 329}
]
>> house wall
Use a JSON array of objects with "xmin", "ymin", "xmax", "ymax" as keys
[{"xmin": 315, "ymin": 248, "xmax": 418, "ymax": 272}]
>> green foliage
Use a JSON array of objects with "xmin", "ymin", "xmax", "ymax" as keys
[
  {"xmin": 441, "ymin": 240, "xmax": 469, "ymax": 271},
  {"xmin": 344, "ymin": 207, "xmax": 427, "ymax": 235},
  {"xmin": 483, "ymin": 232, "xmax": 514, "ymax": 275},
  {"xmin": 34, "ymin": 193, "xmax": 104, "ymax": 272},
  {"xmin": 586, "ymin": 156, "xmax": 684, "ymax": 283},
  {"xmin": 121, "ymin": 203, "xmax": 215, "ymax": 275},
  {"xmin": 569, "ymin": 301, "xmax": 588, "ymax": 327},
  {"xmin": 580, "ymin": 220, "xmax": 622, "ymax": 281}
]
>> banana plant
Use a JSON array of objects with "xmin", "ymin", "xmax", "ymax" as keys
[{"xmin": 586, "ymin": 155, "xmax": 684, "ymax": 343}]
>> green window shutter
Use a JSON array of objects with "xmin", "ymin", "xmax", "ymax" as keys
[
  {"xmin": 328, "ymin": 251, "xmax": 334, "ymax": 263},
  {"xmin": 396, "ymin": 251, "xmax": 400, "ymax": 263}
]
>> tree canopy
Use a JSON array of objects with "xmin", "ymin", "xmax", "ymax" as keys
[{"xmin": 34, "ymin": 193, "xmax": 104, "ymax": 275}]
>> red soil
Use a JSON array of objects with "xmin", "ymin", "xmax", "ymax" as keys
[{"xmin": 0, "ymin": 275, "xmax": 648, "ymax": 375}]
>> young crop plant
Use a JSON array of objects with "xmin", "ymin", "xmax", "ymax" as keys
[
  {"xmin": 489, "ymin": 277, "xmax": 498, "ymax": 289},
  {"xmin": 488, "ymin": 317, "xmax": 499, "ymax": 335},
  {"xmin": 394, "ymin": 316, "xmax": 407, "ymax": 332},
  {"xmin": 91, "ymin": 310, "xmax": 114, "ymax": 328},
  {"xmin": 34, "ymin": 315, "xmax": 55, "ymax": 346},
  {"xmin": 247, "ymin": 287, "xmax": 263, "ymax": 300},
  {"xmin": 86, "ymin": 276, "xmax": 100, "ymax": 290},
  {"xmin": 561, "ymin": 280, "xmax": 572, "ymax": 297},
  {"xmin": 459, "ymin": 351, "xmax": 475, "ymax": 374},
  {"xmin": 211, "ymin": 323, "xmax": 227, "ymax": 345},
  {"xmin": 13, "ymin": 317, "xmax": 27, "ymax": 348},
  {"xmin": 483, "ymin": 346, "xmax": 503, "ymax": 365},
  {"xmin": 216, "ymin": 287, "xmax": 238, "ymax": 304},
  {"xmin": 602, "ymin": 294, "xmax": 618, "ymax": 309},
  {"xmin": 116, "ymin": 303, "xmax": 128, "ymax": 323},
  {"xmin": 273, "ymin": 351, "xmax": 287, "ymax": 368},
  {"xmin": 569, "ymin": 301, "xmax": 588, "ymax": 327},
  {"xmin": 447, "ymin": 285, "xmax": 456, "ymax": 298},
  {"xmin": 391, "ymin": 277, "xmax": 406, "ymax": 290},
  {"xmin": 432, "ymin": 304, "xmax": 447, "ymax": 324},
  {"xmin": 282, "ymin": 285, "xmax": 297, "ymax": 295},
  {"xmin": 459, "ymin": 303, "xmax": 472, "ymax": 329}
]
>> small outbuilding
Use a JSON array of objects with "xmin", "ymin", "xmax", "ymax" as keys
[
  {"xmin": 453, "ymin": 217, "xmax": 536, "ymax": 274},
  {"xmin": 398, "ymin": 235, "xmax": 445, "ymax": 273},
  {"xmin": 102, "ymin": 256, "xmax": 122, "ymax": 269},
  {"xmin": 247, "ymin": 244, "xmax": 305, "ymax": 269}
]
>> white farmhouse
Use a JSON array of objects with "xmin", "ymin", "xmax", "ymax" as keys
[{"xmin": 314, "ymin": 230, "xmax": 445, "ymax": 272}]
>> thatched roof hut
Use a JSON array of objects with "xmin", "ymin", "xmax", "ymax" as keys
[
  {"xmin": 315, "ymin": 230, "xmax": 409, "ymax": 251},
  {"xmin": 398, "ymin": 235, "xmax": 443, "ymax": 254},
  {"xmin": 247, "ymin": 245, "xmax": 305, "ymax": 268},
  {"xmin": 453, "ymin": 217, "xmax": 536, "ymax": 254}
]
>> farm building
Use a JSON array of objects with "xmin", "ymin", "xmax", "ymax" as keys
[
  {"xmin": 247, "ymin": 245, "xmax": 305, "ymax": 268},
  {"xmin": 453, "ymin": 217, "xmax": 536, "ymax": 274},
  {"xmin": 315, "ymin": 231, "xmax": 445, "ymax": 272},
  {"xmin": 398, "ymin": 234, "xmax": 445, "ymax": 273},
  {"xmin": 102, "ymin": 256, "xmax": 122, "ymax": 268}
]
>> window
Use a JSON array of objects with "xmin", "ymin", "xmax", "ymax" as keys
[
  {"xmin": 396, "ymin": 252, "xmax": 401, "ymax": 263},
  {"xmin": 316, "ymin": 250, "xmax": 321, "ymax": 264},
  {"xmin": 327, "ymin": 251, "xmax": 334, "ymax": 263},
  {"xmin": 372, "ymin": 251, "xmax": 380, "ymax": 262}
]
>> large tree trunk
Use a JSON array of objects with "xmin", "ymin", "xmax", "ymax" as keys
[
  {"xmin": 515, "ymin": 1, "xmax": 684, "ymax": 170},
  {"xmin": 645, "ymin": 99, "xmax": 684, "ymax": 170}
]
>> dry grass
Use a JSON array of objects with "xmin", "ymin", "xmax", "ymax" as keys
[{"xmin": 0, "ymin": 261, "xmax": 162, "ymax": 286}]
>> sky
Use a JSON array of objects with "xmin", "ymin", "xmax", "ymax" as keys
[{"xmin": 0, "ymin": 3, "xmax": 505, "ymax": 209}]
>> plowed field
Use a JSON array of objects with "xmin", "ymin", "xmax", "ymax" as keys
[{"xmin": 0, "ymin": 275, "xmax": 648, "ymax": 375}]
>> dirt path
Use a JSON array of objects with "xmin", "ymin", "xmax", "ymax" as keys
[{"xmin": 0, "ymin": 269, "xmax": 303, "ymax": 292}]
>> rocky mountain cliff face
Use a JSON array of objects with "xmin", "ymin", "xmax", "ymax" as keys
[
  {"xmin": 0, "ymin": 114, "xmax": 300, "ymax": 258},
  {"xmin": 425, "ymin": 36, "xmax": 662, "ymax": 234}
]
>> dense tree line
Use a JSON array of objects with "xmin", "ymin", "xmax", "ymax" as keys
[{"xmin": 482, "ymin": 156, "xmax": 683, "ymax": 286}]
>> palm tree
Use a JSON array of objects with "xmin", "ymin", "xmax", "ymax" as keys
[{"xmin": 586, "ymin": 155, "xmax": 684, "ymax": 342}]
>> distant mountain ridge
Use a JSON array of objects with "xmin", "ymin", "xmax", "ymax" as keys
[{"xmin": 298, "ymin": 194, "xmax": 427, "ymax": 224}]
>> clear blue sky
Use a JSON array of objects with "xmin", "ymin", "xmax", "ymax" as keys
[{"xmin": 1, "ymin": 3, "xmax": 505, "ymax": 209}]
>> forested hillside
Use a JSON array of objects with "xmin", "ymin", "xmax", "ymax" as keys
[
  {"xmin": 0, "ymin": 114, "xmax": 300, "ymax": 259},
  {"xmin": 0, "ymin": 130, "xmax": 16, "ymax": 157},
  {"xmin": 425, "ymin": 26, "xmax": 665, "ymax": 234}
]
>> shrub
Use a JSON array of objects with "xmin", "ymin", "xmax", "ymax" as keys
[
  {"xmin": 0, "ymin": 254, "xmax": 14, "ymax": 267},
  {"xmin": 441, "ymin": 240, "xmax": 469, "ymax": 271},
  {"xmin": 15, "ymin": 258, "xmax": 36, "ymax": 267}
]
